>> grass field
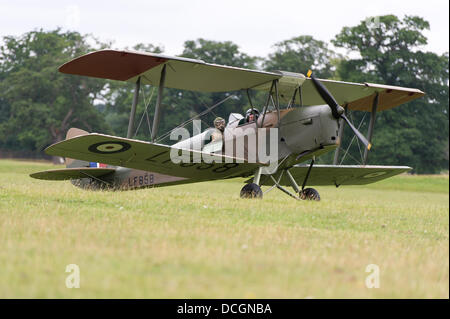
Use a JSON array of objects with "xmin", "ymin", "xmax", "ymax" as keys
[{"xmin": 0, "ymin": 159, "xmax": 448, "ymax": 298}]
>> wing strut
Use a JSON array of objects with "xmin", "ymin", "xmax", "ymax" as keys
[
  {"xmin": 363, "ymin": 93, "xmax": 379, "ymax": 164},
  {"xmin": 151, "ymin": 64, "xmax": 167, "ymax": 141},
  {"xmin": 259, "ymin": 80, "xmax": 274, "ymax": 128},
  {"xmin": 259, "ymin": 79, "xmax": 281, "ymax": 127},
  {"xmin": 127, "ymin": 76, "xmax": 141, "ymax": 138}
]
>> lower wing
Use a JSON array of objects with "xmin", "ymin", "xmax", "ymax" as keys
[
  {"xmin": 255, "ymin": 165, "xmax": 412, "ymax": 186},
  {"xmin": 44, "ymin": 133, "xmax": 264, "ymax": 181}
]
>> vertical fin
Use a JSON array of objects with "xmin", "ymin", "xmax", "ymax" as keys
[{"xmin": 65, "ymin": 128, "xmax": 89, "ymax": 168}]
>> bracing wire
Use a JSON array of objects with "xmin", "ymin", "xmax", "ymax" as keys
[
  {"xmin": 339, "ymin": 112, "xmax": 367, "ymax": 165},
  {"xmin": 155, "ymin": 94, "xmax": 236, "ymax": 143},
  {"xmin": 133, "ymin": 85, "xmax": 155, "ymax": 138}
]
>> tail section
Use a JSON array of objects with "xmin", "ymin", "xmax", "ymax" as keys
[
  {"xmin": 30, "ymin": 167, "xmax": 115, "ymax": 181},
  {"xmin": 65, "ymin": 128, "xmax": 89, "ymax": 168},
  {"xmin": 30, "ymin": 128, "xmax": 116, "ymax": 190}
]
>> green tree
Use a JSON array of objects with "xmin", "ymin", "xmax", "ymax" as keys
[
  {"xmin": 332, "ymin": 15, "xmax": 449, "ymax": 173},
  {"xmin": 264, "ymin": 35, "xmax": 340, "ymax": 78},
  {"xmin": 182, "ymin": 39, "xmax": 257, "ymax": 69},
  {"xmin": 0, "ymin": 29, "xmax": 110, "ymax": 153}
]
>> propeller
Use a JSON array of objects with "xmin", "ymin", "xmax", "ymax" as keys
[{"xmin": 307, "ymin": 70, "xmax": 372, "ymax": 151}]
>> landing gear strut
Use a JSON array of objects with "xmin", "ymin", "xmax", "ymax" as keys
[
  {"xmin": 259, "ymin": 156, "xmax": 321, "ymax": 201},
  {"xmin": 297, "ymin": 158, "xmax": 320, "ymax": 201},
  {"xmin": 240, "ymin": 158, "xmax": 321, "ymax": 201}
]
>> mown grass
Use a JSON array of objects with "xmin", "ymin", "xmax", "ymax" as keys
[{"xmin": 0, "ymin": 159, "xmax": 448, "ymax": 298}]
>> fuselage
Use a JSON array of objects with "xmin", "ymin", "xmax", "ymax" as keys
[{"xmin": 72, "ymin": 105, "xmax": 340, "ymax": 190}]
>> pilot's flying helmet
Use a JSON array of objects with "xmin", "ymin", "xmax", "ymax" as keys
[
  {"xmin": 214, "ymin": 117, "xmax": 225, "ymax": 124},
  {"xmin": 245, "ymin": 108, "xmax": 260, "ymax": 116},
  {"xmin": 213, "ymin": 117, "xmax": 226, "ymax": 128},
  {"xmin": 245, "ymin": 108, "xmax": 260, "ymax": 122}
]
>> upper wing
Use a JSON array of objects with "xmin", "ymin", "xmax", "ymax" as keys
[
  {"xmin": 254, "ymin": 165, "xmax": 412, "ymax": 187},
  {"xmin": 45, "ymin": 133, "xmax": 263, "ymax": 180},
  {"xmin": 59, "ymin": 49, "xmax": 281, "ymax": 92},
  {"xmin": 299, "ymin": 79, "xmax": 425, "ymax": 112},
  {"xmin": 254, "ymin": 75, "xmax": 425, "ymax": 112},
  {"xmin": 60, "ymin": 50, "xmax": 424, "ymax": 111}
]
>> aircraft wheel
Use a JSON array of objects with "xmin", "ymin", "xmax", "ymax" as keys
[
  {"xmin": 300, "ymin": 188, "xmax": 321, "ymax": 201},
  {"xmin": 240, "ymin": 183, "xmax": 263, "ymax": 199}
]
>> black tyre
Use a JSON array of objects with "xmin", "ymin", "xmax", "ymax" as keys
[
  {"xmin": 240, "ymin": 183, "xmax": 263, "ymax": 199},
  {"xmin": 300, "ymin": 188, "xmax": 320, "ymax": 201}
]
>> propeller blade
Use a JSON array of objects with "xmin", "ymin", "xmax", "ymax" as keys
[
  {"xmin": 341, "ymin": 114, "xmax": 372, "ymax": 151},
  {"xmin": 308, "ymin": 70, "xmax": 373, "ymax": 151},
  {"xmin": 307, "ymin": 70, "xmax": 340, "ymax": 119},
  {"xmin": 307, "ymin": 69, "xmax": 373, "ymax": 151}
]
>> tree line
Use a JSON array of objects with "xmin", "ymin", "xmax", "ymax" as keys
[{"xmin": 0, "ymin": 15, "xmax": 448, "ymax": 173}]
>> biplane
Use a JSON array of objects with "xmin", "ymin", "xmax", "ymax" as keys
[{"xmin": 30, "ymin": 50, "xmax": 425, "ymax": 200}]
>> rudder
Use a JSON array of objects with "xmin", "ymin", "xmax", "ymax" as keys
[{"xmin": 65, "ymin": 128, "xmax": 90, "ymax": 168}]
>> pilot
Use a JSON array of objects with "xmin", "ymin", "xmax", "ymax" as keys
[
  {"xmin": 239, "ymin": 108, "xmax": 260, "ymax": 125},
  {"xmin": 211, "ymin": 116, "xmax": 226, "ymax": 142}
]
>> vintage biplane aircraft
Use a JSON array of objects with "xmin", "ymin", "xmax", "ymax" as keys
[{"xmin": 30, "ymin": 50, "xmax": 425, "ymax": 200}]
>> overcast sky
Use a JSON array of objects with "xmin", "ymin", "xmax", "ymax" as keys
[{"xmin": 1, "ymin": 0, "xmax": 448, "ymax": 58}]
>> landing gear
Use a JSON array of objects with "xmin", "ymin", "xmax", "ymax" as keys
[
  {"xmin": 299, "ymin": 188, "xmax": 321, "ymax": 201},
  {"xmin": 255, "ymin": 156, "xmax": 322, "ymax": 201},
  {"xmin": 240, "ymin": 183, "xmax": 263, "ymax": 199},
  {"xmin": 242, "ymin": 157, "xmax": 321, "ymax": 201}
]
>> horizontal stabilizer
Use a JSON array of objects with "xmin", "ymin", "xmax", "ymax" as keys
[
  {"xmin": 253, "ymin": 165, "xmax": 412, "ymax": 187},
  {"xmin": 30, "ymin": 167, "xmax": 115, "ymax": 181}
]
